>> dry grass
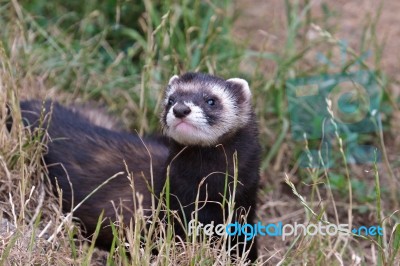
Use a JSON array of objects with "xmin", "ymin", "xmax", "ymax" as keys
[{"xmin": 1, "ymin": 0, "xmax": 400, "ymax": 265}]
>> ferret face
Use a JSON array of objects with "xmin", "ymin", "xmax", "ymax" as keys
[{"xmin": 161, "ymin": 72, "xmax": 253, "ymax": 146}]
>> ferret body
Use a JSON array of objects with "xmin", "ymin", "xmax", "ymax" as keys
[
  {"xmin": 18, "ymin": 72, "xmax": 260, "ymax": 261},
  {"xmin": 161, "ymin": 73, "xmax": 260, "ymax": 260},
  {"xmin": 19, "ymin": 100, "xmax": 168, "ymax": 249}
]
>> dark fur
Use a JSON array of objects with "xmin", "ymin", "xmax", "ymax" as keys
[
  {"xmin": 164, "ymin": 73, "xmax": 261, "ymax": 261},
  {"xmin": 16, "ymin": 72, "xmax": 260, "ymax": 262},
  {"xmin": 19, "ymin": 100, "xmax": 168, "ymax": 249},
  {"xmin": 166, "ymin": 117, "xmax": 260, "ymax": 260}
]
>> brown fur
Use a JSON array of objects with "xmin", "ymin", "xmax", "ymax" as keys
[
  {"xmin": 19, "ymin": 100, "xmax": 168, "ymax": 248},
  {"xmin": 18, "ymin": 72, "xmax": 260, "ymax": 262}
]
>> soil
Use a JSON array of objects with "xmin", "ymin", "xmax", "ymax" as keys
[
  {"xmin": 233, "ymin": 0, "xmax": 400, "ymax": 95},
  {"xmin": 232, "ymin": 1, "xmax": 400, "ymax": 263}
]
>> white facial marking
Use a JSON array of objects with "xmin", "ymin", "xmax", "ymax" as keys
[
  {"xmin": 169, "ymin": 75, "xmax": 179, "ymax": 85},
  {"xmin": 226, "ymin": 78, "xmax": 252, "ymax": 101},
  {"xmin": 165, "ymin": 75, "xmax": 180, "ymax": 104},
  {"xmin": 163, "ymin": 75, "xmax": 253, "ymax": 146},
  {"xmin": 165, "ymin": 101, "xmax": 217, "ymax": 145}
]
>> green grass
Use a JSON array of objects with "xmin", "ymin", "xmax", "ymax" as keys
[{"xmin": 1, "ymin": 0, "xmax": 400, "ymax": 265}]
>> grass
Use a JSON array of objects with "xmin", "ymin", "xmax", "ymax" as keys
[{"xmin": 1, "ymin": 0, "xmax": 400, "ymax": 265}]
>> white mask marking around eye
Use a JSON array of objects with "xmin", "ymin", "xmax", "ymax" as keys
[{"xmin": 163, "ymin": 77, "xmax": 253, "ymax": 146}]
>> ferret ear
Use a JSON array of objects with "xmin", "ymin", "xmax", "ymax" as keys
[
  {"xmin": 168, "ymin": 75, "xmax": 179, "ymax": 85},
  {"xmin": 226, "ymin": 78, "xmax": 252, "ymax": 103}
]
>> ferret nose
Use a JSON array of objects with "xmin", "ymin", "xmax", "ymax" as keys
[{"xmin": 173, "ymin": 104, "xmax": 191, "ymax": 118}]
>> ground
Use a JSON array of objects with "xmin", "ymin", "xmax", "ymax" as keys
[
  {"xmin": 1, "ymin": 0, "xmax": 399, "ymax": 264},
  {"xmin": 234, "ymin": 0, "xmax": 400, "ymax": 87},
  {"xmin": 233, "ymin": 0, "xmax": 400, "ymax": 263}
]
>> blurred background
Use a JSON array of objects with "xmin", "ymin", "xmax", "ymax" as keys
[{"xmin": 1, "ymin": 0, "xmax": 399, "ymax": 264}]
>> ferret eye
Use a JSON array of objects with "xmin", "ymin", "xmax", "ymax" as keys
[
  {"xmin": 206, "ymin": 99, "xmax": 215, "ymax": 106},
  {"xmin": 168, "ymin": 98, "xmax": 175, "ymax": 106}
]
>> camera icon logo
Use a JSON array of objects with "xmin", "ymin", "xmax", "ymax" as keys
[{"xmin": 287, "ymin": 70, "xmax": 381, "ymax": 167}]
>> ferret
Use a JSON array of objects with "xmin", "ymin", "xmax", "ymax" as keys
[
  {"xmin": 16, "ymin": 72, "xmax": 261, "ymax": 262},
  {"xmin": 17, "ymin": 100, "xmax": 169, "ymax": 250},
  {"xmin": 161, "ymin": 73, "xmax": 260, "ymax": 261}
]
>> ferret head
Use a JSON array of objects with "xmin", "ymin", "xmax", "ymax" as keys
[{"xmin": 161, "ymin": 72, "xmax": 253, "ymax": 146}]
